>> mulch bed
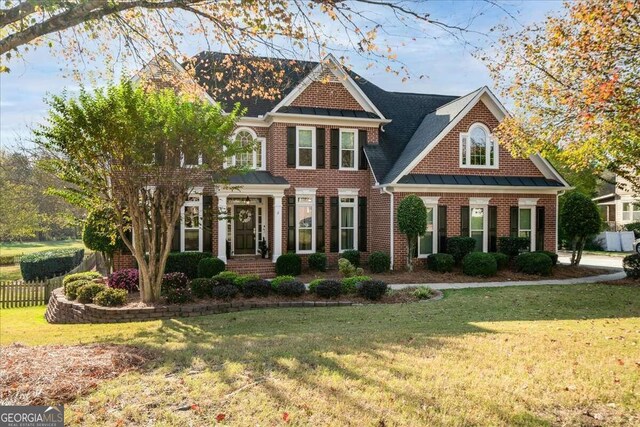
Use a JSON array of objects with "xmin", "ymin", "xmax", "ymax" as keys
[{"xmin": 0, "ymin": 344, "xmax": 152, "ymax": 405}]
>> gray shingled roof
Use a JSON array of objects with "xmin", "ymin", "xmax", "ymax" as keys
[
  {"xmin": 398, "ymin": 174, "xmax": 564, "ymax": 187},
  {"xmin": 229, "ymin": 171, "xmax": 289, "ymax": 185}
]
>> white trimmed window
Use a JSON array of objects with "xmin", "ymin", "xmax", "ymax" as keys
[
  {"xmin": 296, "ymin": 190, "xmax": 316, "ymax": 253},
  {"xmin": 339, "ymin": 197, "xmax": 357, "ymax": 251},
  {"xmin": 296, "ymin": 127, "xmax": 315, "ymax": 169},
  {"xmin": 181, "ymin": 189, "xmax": 203, "ymax": 252},
  {"xmin": 469, "ymin": 197, "xmax": 490, "ymax": 252},
  {"xmin": 518, "ymin": 198, "xmax": 538, "ymax": 251},
  {"xmin": 460, "ymin": 123, "xmax": 498, "ymax": 168},
  {"xmin": 339, "ymin": 129, "xmax": 357, "ymax": 170},
  {"xmin": 418, "ymin": 197, "xmax": 439, "ymax": 258},
  {"xmin": 622, "ymin": 201, "xmax": 640, "ymax": 222},
  {"xmin": 226, "ymin": 128, "xmax": 266, "ymax": 170},
  {"xmin": 181, "ymin": 151, "xmax": 202, "ymax": 168}
]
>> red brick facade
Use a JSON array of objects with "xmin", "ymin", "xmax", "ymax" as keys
[{"xmin": 290, "ymin": 81, "xmax": 364, "ymax": 111}]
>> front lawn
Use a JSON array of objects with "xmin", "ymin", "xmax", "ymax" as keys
[
  {"xmin": 0, "ymin": 239, "xmax": 86, "ymax": 258},
  {"xmin": 1, "ymin": 283, "xmax": 639, "ymax": 426}
]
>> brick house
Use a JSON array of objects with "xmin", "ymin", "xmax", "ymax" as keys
[{"xmin": 115, "ymin": 52, "xmax": 570, "ymax": 275}]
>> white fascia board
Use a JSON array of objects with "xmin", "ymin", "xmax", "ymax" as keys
[
  {"xmin": 385, "ymin": 184, "xmax": 567, "ymax": 194},
  {"xmin": 264, "ymin": 112, "xmax": 390, "ymax": 127},
  {"xmin": 216, "ymin": 183, "xmax": 290, "ymax": 197},
  {"xmin": 529, "ymin": 155, "xmax": 572, "ymax": 188}
]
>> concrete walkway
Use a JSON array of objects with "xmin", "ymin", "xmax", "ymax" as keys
[{"xmin": 389, "ymin": 271, "xmax": 627, "ymax": 291}]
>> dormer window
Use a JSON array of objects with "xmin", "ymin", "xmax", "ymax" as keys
[
  {"xmin": 226, "ymin": 128, "xmax": 266, "ymax": 170},
  {"xmin": 460, "ymin": 123, "xmax": 498, "ymax": 169}
]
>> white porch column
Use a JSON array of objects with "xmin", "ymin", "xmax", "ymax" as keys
[
  {"xmin": 217, "ymin": 195, "xmax": 228, "ymax": 263},
  {"xmin": 272, "ymin": 195, "xmax": 283, "ymax": 262}
]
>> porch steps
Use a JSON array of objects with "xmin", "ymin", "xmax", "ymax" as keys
[{"xmin": 227, "ymin": 257, "xmax": 276, "ymax": 278}]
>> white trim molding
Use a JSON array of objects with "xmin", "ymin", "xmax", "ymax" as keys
[
  {"xmin": 338, "ymin": 188, "xmax": 360, "ymax": 197},
  {"xmin": 417, "ymin": 198, "xmax": 439, "ymax": 258},
  {"xmin": 518, "ymin": 198, "xmax": 538, "ymax": 251},
  {"xmin": 295, "ymin": 126, "xmax": 316, "ymax": 169},
  {"xmin": 339, "ymin": 128, "xmax": 358, "ymax": 171}
]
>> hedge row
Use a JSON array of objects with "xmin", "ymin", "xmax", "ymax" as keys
[{"xmin": 21, "ymin": 248, "xmax": 84, "ymax": 281}]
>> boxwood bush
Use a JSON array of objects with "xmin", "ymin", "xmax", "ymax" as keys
[
  {"xmin": 235, "ymin": 274, "xmax": 260, "ymax": 290},
  {"xmin": 498, "ymin": 237, "xmax": 530, "ymax": 259},
  {"xmin": 64, "ymin": 279, "xmax": 92, "ymax": 300},
  {"xmin": 462, "ymin": 252, "xmax": 498, "ymax": 277},
  {"xmin": 210, "ymin": 284, "xmax": 239, "ymax": 300},
  {"xmin": 20, "ymin": 248, "xmax": 84, "ymax": 281},
  {"xmin": 308, "ymin": 278, "xmax": 323, "ymax": 294},
  {"xmin": 190, "ymin": 278, "xmax": 217, "ymax": 298},
  {"xmin": 315, "ymin": 280, "xmax": 341, "ymax": 298},
  {"xmin": 368, "ymin": 251, "xmax": 391, "ymax": 273},
  {"xmin": 426, "ymin": 253, "xmax": 454, "ymax": 273},
  {"xmin": 357, "ymin": 280, "xmax": 388, "ymax": 300},
  {"xmin": 77, "ymin": 283, "xmax": 107, "ymax": 304},
  {"xmin": 340, "ymin": 250, "xmax": 361, "ymax": 267},
  {"xmin": 242, "ymin": 279, "xmax": 272, "ymax": 297},
  {"xmin": 277, "ymin": 281, "xmax": 306, "ymax": 297},
  {"xmin": 270, "ymin": 275, "xmax": 296, "ymax": 291},
  {"xmin": 213, "ymin": 271, "xmax": 239, "ymax": 283},
  {"xmin": 107, "ymin": 268, "xmax": 139, "ymax": 292},
  {"xmin": 164, "ymin": 251, "xmax": 213, "ymax": 279},
  {"xmin": 622, "ymin": 254, "xmax": 640, "ymax": 279},
  {"xmin": 446, "ymin": 237, "xmax": 476, "ymax": 265},
  {"xmin": 308, "ymin": 252, "xmax": 327, "ymax": 272},
  {"xmin": 275, "ymin": 253, "xmax": 302, "ymax": 276},
  {"xmin": 341, "ymin": 275, "xmax": 371, "ymax": 294},
  {"xmin": 197, "ymin": 257, "xmax": 225, "ymax": 278},
  {"xmin": 534, "ymin": 250, "xmax": 558, "ymax": 266},
  {"xmin": 515, "ymin": 252, "xmax": 553, "ymax": 276},
  {"xmin": 94, "ymin": 288, "xmax": 128, "ymax": 307},
  {"xmin": 489, "ymin": 252, "xmax": 509, "ymax": 270},
  {"xmin": 63, "ymin": 271, "xmax": 102, "ymax": 287}
]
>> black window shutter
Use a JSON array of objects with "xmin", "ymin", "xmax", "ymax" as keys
[
  {"xmin": 536, "ymin": 206, "xmax": 545, "ymax": 251},
  {"xmin": 316, "ymin": 128, "xmax": 325, "ymax": 169},
  {"xmin": 510, "ymin": 207, "xmax": 519, "ymax": 237},
  {"xmin": 358, "ymin": 130, "xmax": 368, "ymax": 170},
  {"xmin": 460, "ymin": 206, "xmax": 470, "ymax": 237},
  {"xmin": 330, "ymin": 128, "xmax": 339, "ymax": 169},
  {"xmin": 316, "ymin": 196, "xmax": 325, "ymax": 252},
  {"xmin": 287, "ymin": 196, "xmax": 296, "ymax": 251},
  {"xmin": 172, "ymin": 215, "xmax": 181, "ymax": 252},
  {"xmin": 287, "ymin": 127, "xmax": 296, "ymax": 167},
  {"xmin": 438, "ymin": 205, "xmax": 447, "ymax": 252},
  {"xmin": 358, "ymin": 197, "xmax": 367, "ymax": 251},
  {"xmin": 330, "ymin": 197, "xmax": 339, "ymax": 252},
  {"xmin": 488, "ymin": 206, "xmax": 498, "ymax": 252},
  {"xmin": 203, "ymin": 195, "xmax": 213, "ymax": 252}
]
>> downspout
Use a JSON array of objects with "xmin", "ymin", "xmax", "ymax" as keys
[
  {"xmin": 382, "ymin": 186, "xmax": 394, "ymax": 270},
  {"xmin": 556, "ymin": 190, "xmax": 565, "ymax": 251}
]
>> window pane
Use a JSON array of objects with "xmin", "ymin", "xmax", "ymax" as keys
[
  {"xmin": 419, "ymin": 231, "xmax": 433, "ymax": 254},
  {"xmin": 471, "ymin": 231, "xmax": 484, "ymax": 252},
  {"xmin": 184, "ymin": 230, "xmax": 200, "ymax": 251},
  {"xmin": 341, "ymin": 131, "xmax": 354, "ymax": 149},
  {"xmin": 470, "ymin": 208, "xmax": 484, "ymax": 230},
  {"xmin": 184, "ymin": 206, "xmax": 200, "ymax": 228},
  {"xmin": 341, "ymin": 229, "xmax": 355, "ymax": 250},
  {"xmin": 519, "ymin": 209, "xmax": 531, "ymax": 230},
  {"xmin": 341, "ymin": 206, "xmax": 354, "ymax": 227},
  {"xmin": 237, "ymin": 151, "xmax": 251, "ymax": 167},
  {"xmin": 299, "ymin": 229, "xmax": 312, "ymax": 251},
  {"xmin": 470, "ymin": 127, "xmax": 487, "ymax": 165},
  {"xmin": 341, "ymin": 150, "xmax": 354, "ymax": 168},
  {"xmin": 298, "ymin": 129, "xmax": 313, "ymax": 148},
  {"xmin": 297, "ymin": 205, "xmax": 313, "ymax": 229},
  {"xmin": 299, "ymin": 148, "xmax": 313, "ymax": 167},
  {"xmin": 256, "ymin": 142, "xmax": 262, "ymax": 168}
]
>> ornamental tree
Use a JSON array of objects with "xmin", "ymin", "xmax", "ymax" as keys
[
  {"xmin": 82, "ymin": 207, "xmax": 123, "ymax": 274},
  {"xmin": 397, "ymin": 194, "xmax": 427, "ymax": 272},
  {"xmin": 559, "ymin": 192, "xmax": 602, "ymax": 265},
  {"xmin": 35, "ymin": 81, "xmax": 251, "ymax": 303}
]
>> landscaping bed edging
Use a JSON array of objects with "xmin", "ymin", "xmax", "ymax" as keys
[{"xmin": 44, "ymin": 288, "xmax": 356, "ymax": 324}]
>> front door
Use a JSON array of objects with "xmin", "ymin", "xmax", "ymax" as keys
[{"xmin": 234, "ymin": 205, "xmax": 256, "ymax": 255}]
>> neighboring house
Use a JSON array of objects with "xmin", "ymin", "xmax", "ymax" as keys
[
  {"xmin": 594, "ymin": 174, "xmax": 640, "ymax": 230},
  {"xmin": 114, "ymin": 52, "xmax": 571, "ymax": 275}
]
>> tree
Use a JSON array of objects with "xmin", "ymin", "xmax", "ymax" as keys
[
  {"xmin": 559, "ymin": 192, "xmax": 602, "ymax": 265},
  {"xmin": 397, "ymin": 194, "xmax": 427, "ymax": 272},
  {"xmin": 82, "ymin": 208, "xmax": 123, "ymax": 274},
  {"xmin": 488, "ymin": 0, "xmax": 640, "ymax": 190},
  {"xmin": 35, "ymin": 81, "xmax": 250, "ymax": 303}
]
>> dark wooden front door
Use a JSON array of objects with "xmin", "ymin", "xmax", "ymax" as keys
[{"xmin": 234, "ymin": 205, "xmax": 256, "ymax": 255}]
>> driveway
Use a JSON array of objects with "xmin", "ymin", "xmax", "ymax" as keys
[{"xmin": 557, "ymin": 251, "xmax": 627, "ymax": 270}]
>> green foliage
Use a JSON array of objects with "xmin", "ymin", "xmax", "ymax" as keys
[
  {"xmin": 490, "ymin": 252, "xmax": 510, "ymax": 270},
  {"xmin": 308, "ymin": 252, "xmax": 327, "ymax": 272},
  {"xmin": 498, "ymin": 237, "xmax": 530, "ymax": 259},
  {"xmin": 277, "ymin": 281, "xmax": 306, "ymax": 297},
  {"xmin": 93, "ymin": 288, "xmax": 128, "ymax": 307},
  {"xmin": 413, "ymin": 286, "xmax": 435, "ymax": 300},
  {"xmin": 63, "ymin": 271, "xmax": 102, "ymax": 287},
  {"xmin": 165, "ymin": 252, "xmax": 213, "ymax": 280},
  {"xmin": 234, "ymin": 274, "xmax": 260, "ymax": 290},
  {"xmin": 308, "ymin": 278, "xmax": 323, "ymax": 294},
  {"xmin": 213, "ymin": 271, "xmax": 240, "ymax": 282},
  {"xmin": 560, "ymin": 192, "xmax": 602, "ymax": 265},
  {"xmin": 77, "ymin": 283, "xmax": 107, "ymax": 304},
  {"xmin": 82, "ymin": 207, "xmax": 122, "ymax": 256},
  {"xmin": 624, "ymin": 222, "xmax": 640, "ymax": 238},
  {"xmin": 196, "ymin": 257, "xmax": 226, "ymax": 278},
  {"xmin": 0, "ymin": 255, "xmax": 15, "ymax": 266},
  {"xmin": 341, "ymin": 276, "xmax": 371, "ymax": 294},
  {"xmin": 338, "ymin": 258, "xmax": 364, "ymax": 278},
  {"xmin": 397, "ymin": 195, "xmax": 427, "ymax": 271},
  {"xmin": 426, "ymin": 253, "xmax": 454, "ymax": 273},
  {"xmin": 242, "ymin": 279, "xmax": 271, "ymax": 297},
  {"xmin": 20, "ymin": 248, "xmax": 84, "ymax": 281},
  {"xmin": 275, "ymin": 253, "xmax": 302, "ymax": 276},
  {"xmin": 340, "ymin": 250, "xmax": 360, "ymax": 267},
  {"xmin": 357, "ymin": 280, "xmax": 388, "ymax": 300},
  {"xmin": 622, "ymin": 254, "xmax": 640, "ymax": 279},
  {"xmin": 161, "ymin": 272, "xmax": 189, "ymax": 295},
  {"xmin": 462, "ymin": 252, "xmax": 498, "ymax": 277},
  {"xmin": 210, "ymin": 284, "xmax": 238, "ymax": 300},
  {"xmin": 270, "ymin": 275, "xmax": 296, "ymax": 291},
  {"xmin": 368, "ymin": 251, "xmax": 391, "ymax": 273},
  {"xmin": 533, "ymin": 251, "xmax": 558, "ymax": 266},
  {"xmin": 64, "ymin": 279, "xmax": 92, "ymax": 300},
  {"xmin": 165, "ymin": 287, "xmax": 193, "ymax": 304},
  {"xmin": 446, "ymin": 237, "xmax": 476, "ymax": 265},
  {"xmin": 190, "ymin": 278, "xmax": 217, "ymax": 298},
  {"xmin": 315, "ymin": 280, "xmax": 342, "ymax": 299},
  {"xmin": 515, "ymin": 252, "xmax": 553, "ymax": 276}
]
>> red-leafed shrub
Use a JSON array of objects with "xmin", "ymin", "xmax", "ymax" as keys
[{"xmin": 107, "ymin": 268, "xmax": 139, "ymax": 292}]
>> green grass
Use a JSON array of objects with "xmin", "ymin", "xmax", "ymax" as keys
[
  {"xmin": 2, "ymin": 283, "xmax": 639, "ymax": 426},
  {"xmin": 0, "ymin": 264, "xmax": 22, "ymax": 281},
  {"xmin": 0, "ymin": 239, "xmax": 86, "ymax": 258}
]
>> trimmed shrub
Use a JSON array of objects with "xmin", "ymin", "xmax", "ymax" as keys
[
  {"xmin": 64, "ymin": 279, "xmax": 92, "ymax": 300},
  {"xmin": 213, "ymin": 271, "xmax": 239, "ymax": 282},
  {"xmin": 446, "ymin": 237, "xmax": 476, "ymax": 265},
  {"xmin": 341, "ymin": 275, "xmax": 371, "ymax": 294},
  {"xmin": 308, "ymin": 278, "xmax": 323, "ymax": 294},
  {"xmin": 498, "ymin": 237, "xmax": 530, "ymax": 259},
  {"xmin": 197, "ymin": 257, "xmax": 225, "ymax": 278},
  {"xmin": 94, "ymin": 288, "xmax": 128, "ymax": 307},
  {"xmin": 426, "ymin": 253, "xmax": 454, "ymax": 273},
  {"xmin": 413, "ymin": 286, "xmax": 434, "ymax": 300},
  {"xmin": 77, "ymin": 283, "xmax": 107, "ymax": 304},
  {"xmin": 190, "ymin": 278, "xmax": 217, "ymax": 298},
  {"xmin": 161, "ymin": 272, "xmax": 190, "ymax": 295},
  {"xmin": 357, "ymin": 280, "xmax": 388, "ymax": 300},
  {"xmin": 107, "ymin": 268, "xmax": 139, "ymax": 292},
  {"xmin": 0, "ymin": 255, "xmax": 15, "ymax": 266},
  {"xmin": 490, "ymin": 252, "xmax": 509, "ymax": 270},
  {"xmin": 165, "ymin": 287, "xmax": 193, "ymax": 304},
  {"xmin": 277, "ymin": 281, "xmax": 306, "ymax": 297},
  {"xmin": 270, "ymin": 275, "xmax": 296, "ymax": 291},
  {"xmin": 164, "ymin": 251, "xmax": 213, "ymax": 279},
  {"xmin": 515, "ymin": 252, "xmax": 553, "ymax": 276},
  {"xmin": 534, "ymin": 250, "xmax": 559, "ymax": 266},
  {"xmin": 210, "ymin": 284, "xmax": 238, "ymax": 300},
  {"xmin": 462, "ymin": 252, "xmax": 498, "ymax": 277},
  {"xmin": 308, "ymin": 252, "xmax": 327, "ymax": 272},
  {"xmin": 63, "ymin": 271, "xmax": 102, "ymax": 287},
  {"xmin": 340, "ymin": 250, "xmax": 361, "ymax": 267},
  {"xmin": 20, "ymin": 248, "xmax": 84, "ymax": 281},
  {"xmin": 275, "ymin": 253, "xmax": 302, "ymax": 276},
  {"xmin": 622, "ymin": 254, "xmax": 640, "ymax": 279},
  {"xmin": 368, "ymin": 251, "xmax": 391, "ymax": 273},
  {"xmin": 242, "ymin": 279, "xmax": 271, "ymax": 297},
  {"xmin": 315, "ymin": 280, "xmax": 342, "ymax": 299},
  {"xmin": 338, "ymin": 258, "xmax": 363, "ymax": 278},
  {"xmin": 235, "ymin": 274, "xmax": 260, "ymax": 290}
]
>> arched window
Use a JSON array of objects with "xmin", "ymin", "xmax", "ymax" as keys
[
  {"xmin": 226, "ymin": 128, "xmax": 265, "ymax": 170},
  {"xmin": 460, "ymin": 123, "xmax": 497, "ymax": 168}
]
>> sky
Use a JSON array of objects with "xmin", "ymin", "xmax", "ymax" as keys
[{"xmin": 0, "ymin": 1, "xmax": 565, "ymax": 151}]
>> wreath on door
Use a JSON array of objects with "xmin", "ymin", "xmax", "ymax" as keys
[{"xmin": 238, "ymin": 209, "xmax": 253, "ymax": 223}]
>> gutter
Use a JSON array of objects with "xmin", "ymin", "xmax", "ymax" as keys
[{"xmin": 381, "ymin": 186, "xmax": 395, "ymax": 270}]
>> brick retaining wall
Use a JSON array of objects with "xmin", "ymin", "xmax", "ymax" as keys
[{"xmin": 45, "ymin": 288, "xmax": 355, "ymax": 324}]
